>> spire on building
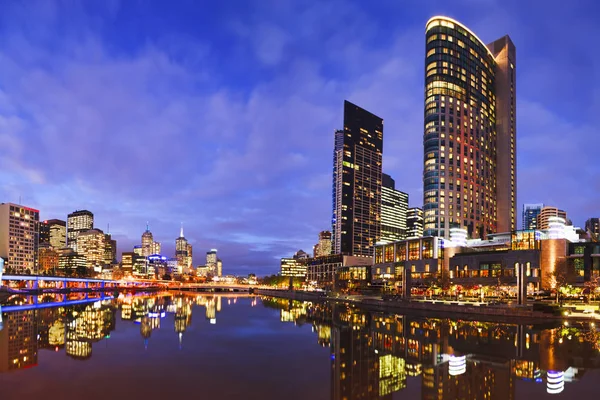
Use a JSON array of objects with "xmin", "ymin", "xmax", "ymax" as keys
[
  {"xmin": 146, "ymin": 221, "xmax": 150, "ymax": 232},
  {"xmin": 180, "ymin": 223, "xmax": 184, "ymax": 238}
]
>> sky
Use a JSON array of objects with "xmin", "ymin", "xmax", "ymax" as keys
[{"xmin": 1, "ymin": 0, "xmax": 599, "ymax": 276}]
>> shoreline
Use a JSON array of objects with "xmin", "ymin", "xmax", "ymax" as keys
[{"xmin": 255, "ymin": 289, "xmax": 576, "ymax": 323}]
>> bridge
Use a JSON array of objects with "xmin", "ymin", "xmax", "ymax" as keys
[{"xmin": 0, "ymin": 275, "xmax": 259, "ymax": 293}]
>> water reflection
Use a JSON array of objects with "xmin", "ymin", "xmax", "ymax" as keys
[
  {"xmin": 0, "ymin": 292, "xmax": 230, "ymax": 372},
  {"xmin": 263, "ymin": 297, "xmax": 600, "ymax": 399}
]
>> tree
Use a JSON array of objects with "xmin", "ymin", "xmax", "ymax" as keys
[{"xmin": 549, "ymin": 268, "xmax": 568, "ymax": 304}]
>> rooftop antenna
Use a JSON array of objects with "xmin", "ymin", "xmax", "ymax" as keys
[
  {"xmin": 146, "ymin": 221, "xmax": 149, "ymax": 232},
  {"xmin": 107, "ymin": 223, "xmax": 110, "ymax": 234}
]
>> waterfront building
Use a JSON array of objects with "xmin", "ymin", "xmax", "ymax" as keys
[
  {"xmin": 332, "ymin": 100, "xmax": 383, "ymax": 257},
  {"xmin": 217, "ymin": 259, "xmax": 222, "ymax": 277},
  {"xmin": 406, "ymin": 207, "xmax": 423, "ymax": 239},
  {"xmin": 148, "ymin": 255, "xmax": 172, "ymax": 279},
  {"xmin": 0, "ymin": 202, "xmax": 40, "ymax": 274},
  {"xmin": 380, "ymin": 173, "xmax": 409, "ymax": 244},
  {"xmin": 537, "ymin": 206, "xmax": 568, "ymax": 230},
  {"xmin": 67, "ymin": 210, "xmax": 93, "ymax": 250},
  {"xmin": 121, "ymin": 252, "xmax": 135, "ymax": 275},
  {"xmin": 522, "ymin": 203, "xmax": 544, "ymax": 230},
  {"xmin": 303, "ymin": 254, "xmax": 372, "ymax": 289},
  {"xmin": 76, "ymin": 229, "xmax": 106, "ymax": 273},
  {"xmin": 423, "ymin": 17, "xmax": 516, "ymax": 239},
  {"xmin": 133, "ymin": 245, "xmax": 143, "ymax": 256},
  {"xmin": 585, "ymin": 218, "xmax": 600, "ymax": 240}
]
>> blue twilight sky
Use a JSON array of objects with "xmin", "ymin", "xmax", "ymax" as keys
[{"xmin": 1, "ymin": 0, "xmax": 599, "ymax": 275}]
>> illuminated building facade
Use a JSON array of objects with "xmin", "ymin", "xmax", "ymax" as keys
[
  {"xmin": 57, "ymin": 247, "xmax": 86, "ymax": 273},
  {"xmin": 332, "ymin": 100, "xmax": 383, "ymax": 257},
  {"xmin": 141, "ymin": 225, "xmax": 154, "ymax": 257},
  {"xmin": 104, "ymin": 233, "xmax": 117, "ymax": 265},
  {"xmin": 522, "ymin": 203, "xmax": 544, "ymax": 230},
  {"xmin": 67, "ymin": 210, "xmax": 93, "ymax": 250},
  {"xmin": 39, "ymin": 247, "xmax": 59, "ymax": 274},
  {"xmin": 304, "ymin": 254, "xmax": 372, "ymax": 289},
  {"xmin": 0, "ymin": 202, "xmax": 40, "ymax": 274},
  {"xmin": 76, "ymin": 229, "xmax": 106, "ymax": 272},
  {"xmin": 537, "ymin": 206, "xmax": 568, "ymax": 230},
  {"xmin": 380, "ymin": 173, "xmax": 409, "ymax": 244},
  {"xmin": 423, "ymin": 17, "xmax": 516, "ymax": 239},
  {"xmin": 40, "ymin": 219, "xmax": 66, "ymax": 249},
  {"xmin": 406, "ymin": 207, "xmax": 423, "ymax": 239},
  {"xmin": 280, "ymin": 258, "xmax": 307, "ymax": 278},
  {"xmin": 314, "ymin": 231, "xmax": 332, "ymax": 257},
  {"xmin": 176, "ymin": 226, "xmax": 189, "ymax": 273}
]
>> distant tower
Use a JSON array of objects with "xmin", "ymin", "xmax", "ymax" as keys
[
  {"xmin": 141, "ymin": 223, "xmax": 153, "ymax": 257},
  {"xmin": 175, "ymin": 225, "xmax": 189, "ymax": 273},
  {"xmin": 206, "ymin": 249, "xmax": 218, "ymax": 276}
]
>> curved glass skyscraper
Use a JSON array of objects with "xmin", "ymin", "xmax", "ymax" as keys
[{"xmin": 423, "ymin": 16, "xmax": 516, "ymax": 239}]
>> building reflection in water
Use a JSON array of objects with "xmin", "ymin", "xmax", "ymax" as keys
[
  {"xmin": 263, "ymin": 296, "xmax": 600, "ymax": 399},
  {"xmin": 0, "ymin": 292, "xmax": 232, "ymax": 372}
]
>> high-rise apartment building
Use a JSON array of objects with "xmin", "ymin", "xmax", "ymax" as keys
[
  {"xmin": 332, "ymin": 100, "xmax": 383, "ymax": 257},
  {"xmin": 67, "ymin": 210, "xmax": 93, "ymax": 250},
  {"xmin": 522, "ymin": 204, "xmax": 544, "ymax": 230},
  {"xmin": 76, "ymin": 229, "xmax": 106, "ymax": 272},
  {"xmin": 406, "ymin": 207, "xmax": 424, "ymax": 238},
  {"xmin": 423, "ymin": 17, "xmax": 516, "ymax": 239},
  {"xmin": 380, "ymin": 173, "xmax": 409, "ymax": 244},
  {"xmin": 0, "ymin": 203, "xmax": 40, "ymax": 274},
  {"xmin": 537, "ymin": 206, "xmax": 568, "ymax": 230}
]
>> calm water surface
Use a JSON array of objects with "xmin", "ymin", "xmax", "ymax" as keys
[{"xmin": 0, "ymin": 292, "xmax": 599, "ymax": 399}]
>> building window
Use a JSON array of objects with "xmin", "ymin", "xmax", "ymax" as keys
[{"xmin": 408, "ymin": 241, "xmax": 420, "ymax": 261}]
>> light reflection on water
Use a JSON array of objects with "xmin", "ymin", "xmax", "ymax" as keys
[{"xmin": 0, "ymin": 293, "xmax": 599, "ymax": 399}]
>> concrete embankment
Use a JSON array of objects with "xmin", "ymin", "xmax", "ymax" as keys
[{"xmin": 255, "ymin": 289, "xmax": 563, "ymax": 323}]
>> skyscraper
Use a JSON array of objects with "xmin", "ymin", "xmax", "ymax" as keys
[
  {"xmin": 67, "ymin": 210, "xmax": 93, "ymax": 250},
  {"xmin": 380, "ymin": 173, "xmax": 409, "ymax": 243},
  {"xmin": 332, "ymin": 100, "xmax": 383, "ymax": 257},
  {"xmin": 522, "ymin": 203, "xmax": 544, "ymax": 230},
  {"xmin": 76, "ymin": 229, "xmax": 106, "ymax": 272},
  {"xmin": 206, "ymin": 249, "xmax": 217, "ymax": 275},
  {"xmin": 104, "ymin": 233, "xmax": 117, "ymax": 265},
  {"xmin": 175, "ymin": 225, "xmax": 189, "ymax": 274},
  {"xmin": 0, "ymin": 203, "xmax": 39, "ymax": 274},
  {"xmin": 406, "ymin": 207, "xmax": 424, "ymax": 239},
  {"xmin": 141, "ymin": 224, "xmax": 153, "ymax": 257},
  {"xmin": 423, "ymin": 17, "xmax": 516, "ymax": 239}
]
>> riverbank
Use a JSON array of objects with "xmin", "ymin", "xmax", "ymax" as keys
[
  {"xmin": 0, "ymin": 285, "xmax": 162, "ymax": 297},
  {"xmin": 255, "ymin": 289, "xmax": 572, "ymax": 323}
]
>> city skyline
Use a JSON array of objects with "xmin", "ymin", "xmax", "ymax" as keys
[{"xmin": 0, "ymin": 1, "xmax": 599, "ymax": 274}]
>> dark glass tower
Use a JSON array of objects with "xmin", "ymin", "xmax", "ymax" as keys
[
  {"xmin": 423, "ymin": 17, "xmax": 516, "ymax": 239},
  {"xmin": 332, "ymin": 100, "xmax": 383, "ymax": 256}
]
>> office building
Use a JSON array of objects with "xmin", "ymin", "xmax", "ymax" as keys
[
  {"xmin": 537, "ymin": 206, "xmax": 568, "ymax": 230},
  {"xmin": 104, "ymin": 233, "xmax": 116, "ymax": 265},
  {"xmin": 0, "ymin": 203, "xmax": 40, "ymax": 274},
  {"xmin": 206, "ymin": 249, "xmax": 217, "ymax": 275},
  {"xmin": 176, "ymin": 226, "xmax": 189, "ymax": 273},
  {"xmin": 380, "ymin": 173, "xmax": 409, "ymax": 243},
  {"xmin": 133, "ymin": 245, "xmax": 143, "ymax": 256},
  {"xmin": 39, "ymin": 221, "xmax": 50, "ymax": 246},
  {"xmin": 38, "ymin": 247, "xmax": 59, "ymax": 275},
  {"xmin": 423, "ymin": 17, "xmax": 516, "ymax": 239},
  {"xmin": 280, "ymin": 250, "xmax": 310, "ymax": 278},
  {"xmin": 141, "ymin": 225, "xmax": 154, "ymax": 257},
  {"xmin": 67, "ymin": 210, "xmax": 93, "ymax": 250},
  {"xmin": 57, "ymin": 247, "xmax": 86, "ymax": 274},
  {"xmin": 406, "ymin": 207, "xmax": 423, "ymax": 238},
  {"xmin": 76, "ymin": 229, "xmax": 106, "ymax": 272},
  {"xmin": 332, "ymin": 100, "xmax": 384, "ymax": 257},
  {"xmin": 522, "ymin": 204, "xmax": 544, "ymax": 230}
]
